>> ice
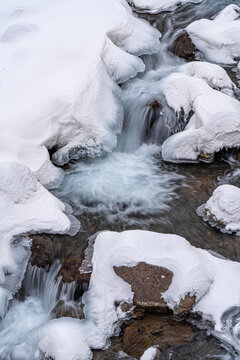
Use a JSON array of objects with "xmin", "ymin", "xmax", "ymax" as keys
[
  {"xmin": 55, "ymin": 145, "xmax": 184, "ymax": 224},
  {"xmin": 129, "ymin": 0, "xmax": 202, "ymax": 13},
  {"xmin": 13, "ymin": 230, "xmax": 240, "ymax": 359},
  {"xmin": 186, "ymin": 4, "xmax": 240, "ymax": 65},
  {"xmin": 0, "ymin": 162, "xmax": 72, "ymax": 318},
  {"xmin": 199, "ymin": 185, "xmax": 240, "ymax": 235},
  {"xmin": 0, "ymin": 0, "xmax": 160, "ymax": 186}
]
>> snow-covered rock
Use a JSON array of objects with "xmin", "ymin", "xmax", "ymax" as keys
[
  {"xmin": 161, "ymin": 62, "xmax": 240, "ymax": 163},
  {"xmin": 186, "ymin": 4, "xmax": 240, "ymax": 64},
  {"xmin": 198, "ymin": 184, "xmax": 240, "ymax": 235},
  {"xmin": 0, "ymin": 0, "xmax": 160, "ymax": 186},
  {"xmin": 140, "ymin": 347, "xmax": 158, "ymax": 360},
  {"xmin": 129, "ymin": 0, "xmax": 202, "ymax": 13},
  {"xmin": 0, "ymin": 162, "xmax": 73, "ymax": 318},
  {"xmin": 14, "ymin": 230, "xmax": 240, "ymax": 359}
]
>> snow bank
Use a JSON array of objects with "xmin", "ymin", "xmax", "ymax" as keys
[
  {"xmin": 129, "ymin": 0, "xmax": 202, "ymax": 13},
  {"xmin": 0, "ymin": 0, "xmax": 160, "ymax": 185},
  {"xmin": 199, "ymin": 185, "xmax": 240, "ymax": 235},
  {"xmin": 0, "ymin": 162, "xmax": 72, "ymax": 318},
  {"xmin": 161, "ymin": 62, "xmax": 240, "ymax": 163},
  {"xmin": 186, "ymin": 4, "xmax": 240, "ymax": 64},
  {"xmin": 16, "ymin": 230, "xmax": 240, "ymax": 359}
]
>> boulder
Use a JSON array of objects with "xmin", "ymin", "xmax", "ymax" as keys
[
  {"xmin": 30, "ymin": 234, "xmax": 55, "ymax": 268},
  {"xmin": 170, "ymin": 31, "xmax": 199, "ymax": 60}
]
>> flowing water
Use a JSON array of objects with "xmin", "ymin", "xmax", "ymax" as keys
[{"xmin": 1, "ymin": 0, "xmax": 240, "ymax": 359}]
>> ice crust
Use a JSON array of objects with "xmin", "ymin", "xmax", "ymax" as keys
[
  {"xmin": 204, "ymin": 185, "xmax": 240, "ymax": 234},
  {"xmin": 0, "ymin": 0, "xmax": 160, "ymax": 184},
  {"xmin": 129, "ymin": 0, "xmax": 202, "ymax": 13},
  {"xmin": 186, "ymin": 4, "xmax": 240, "ymax": 65},
  {"xmin": 140, "ymin": 347, "xmax": 158, "ymax": 360},
  {"xmin": 14, "ymin": 230, "xmax": 240, "ymax": 359},
  {"xmin": 161, "ymin": 62, "xmax": 240, "ymax": 163},
  {"xmin": 0, "ymin": 162, "xmax": 72, "ymax": 318}
]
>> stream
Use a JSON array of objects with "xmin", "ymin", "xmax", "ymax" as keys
[{"xmin": 0, "ymin": 0, "xmax": 240, "ymax": 359}]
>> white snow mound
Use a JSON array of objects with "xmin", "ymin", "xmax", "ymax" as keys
[
  {"xmin": 161, "ymin": 62, "xmax": 240, "ymax": 163},
  {"xmin": 204, "ymin": 184, "xmax": 240, "ymax": 234},
  {"xmin": 0, "ymin": 0, "xmax": 160, "ymax": 186},
  {"xmin": 186, "ymin": 4, "xmax": 240, "ymax": 64}
]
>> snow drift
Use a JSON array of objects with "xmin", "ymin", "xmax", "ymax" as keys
[
  {"xmin": 11, "ymin": 230, "xmax": 240, "ymax": 359},
  {"xmin": 0, "ymin": 0, "xmax": 160, "ymax": 186}
]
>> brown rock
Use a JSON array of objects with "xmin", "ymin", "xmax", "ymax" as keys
[
  {"xmin": 171, "ymin": 31, "xmax": 199, "ymax": 61},
  {"xmin": 123, "ymin": 313, "xmax": 193, "ymax": 358},
  {"xmin": 51, "ymin": 299, "xmax": 84, "ymax": 319},
  {"xmin": 59, "ymin": 254, "xmax": 91, "ymax": 284},
  {"xmin": 173, "ymin": 294, "xmax": 196, "ymax": 315},
  {"xmin": 114, "ymin": 262, "xmax": 173, "ymax": 312},
  {"xmin": 30, "ymin": 234, "xmax": 55, "ymax": 268}
]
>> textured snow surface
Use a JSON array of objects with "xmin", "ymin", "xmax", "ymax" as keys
[
  {"xmin": 161, "ymin": 62, "xmax": 240, "ymax": 162},
  {"xmin": 0, "ymin": 162, "xmax": 71, "ymax": 318},
  {"xmin": 186, "ymin": 4, "xmax": 240, "ymax": 64},
  {"xmin": 0, "ymin": 0, "xmax": 160, "ymax": 184},
  {"xmin": 204, "ymin": 185, "xmax": 240, "ymax": 234},
  {"xmin": 13, "ymin": 230, "xmax": 240, "ymax": 359},
  {"xmin": 130, "ymin": 0, "xmax": 202, "ymax": 13}
]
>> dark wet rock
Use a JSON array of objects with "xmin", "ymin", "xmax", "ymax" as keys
[
  {"xmin": 114, "ymin": 262, "xmax": 173, "ymax": 312},
  {"xmin": 51, "ymin": 299, "xmax": 84, "ymax": 319},
  {"xmin": 170, "ymin": 31, "xmax": 199, "ymax": 61},
  {"xmin": 30, "ymin": 234, "xmax": 55, "ymax": 268},
  {"xmin": 59, "ymin": 254, "xmax": 91, "ymax": 284},
  {"xmin": 123, "ymin": 314, "xmax": 193, "ymax": 359},
  {"xmin": 148, "ymin": 100, "xmax": 160, "ymax": 108},
  {"xmin": 173, "ymin": 294, "xmax": 196, "ymax": 315}
]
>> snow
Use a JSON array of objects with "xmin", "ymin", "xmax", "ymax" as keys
[
  {"xmin": 186, "ymin": 4, "xmax": 240, "ymax": 64},
  {"xmin": 201, "ymin": 185, "xmax": 240, "ymax": 235},
  {"xmin": 161, "ymin": 62, "xmax": 240, "ymax": 163},
  {"xmin": 0, "ymin": 161, "xmax": 73, "ymax": 318},
  {"xmin": 0, "ymin": 0, "xmax": 160, "ymax": 185},
  {"xmin": 140, "ymin": 347, "xmax": 157, "ymax": 360},
  {"xmin": 129, "ymin": 0, "xmax": 202, "ymax": 13},
  {"xmin": 11, "ymin": 230, "xmax": 240, "ymax": 359}
]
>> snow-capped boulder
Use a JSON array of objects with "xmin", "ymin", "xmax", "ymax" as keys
[
  {"xmin": 0, "ymin": 0, "xmax": 160, "ymax": 186},
  {"xmin": 161, "ymin": 62, "xmax": 240, "ymax": 163},
  {"xmin": 198, "ymin": 184, "xmax": 240, "ymax": 235},
  {"xmin": 186, "ymin": 4, "xmax": 240, "ymax": 65},
  {"xmin": 0, "ymin": 161, "xmax": 74, "ymax": 318},
  {"xmin": 14, "ymin": 230, "xmax": 240, "ymax": 359}
]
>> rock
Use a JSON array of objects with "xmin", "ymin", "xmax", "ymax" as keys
[
  {"xmin": 114, "ymin": 262, "xmax": 173, "ymax": 312},
  {"xmin": 59, "ymin": 254, "xmax": 91, "ymax": 284},
  {"xmin": 51, "ymin": 299, "xmax": 84, "ymax": 319},
  {"xmin": 123, "ymin": 313, "xmax": 193, "ymax": 358},
  {"xmin": 30, "ymin": 234, "xmax": 55, "ymax": 268},
  {"xmin": 173, "ymin": 294, "xmax": 196, "ymax": 315},
  {"xmin": 170, "ymin": 31, "xmax": 199, "ymax": 61}
]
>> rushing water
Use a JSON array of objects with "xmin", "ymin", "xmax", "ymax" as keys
[{"xmin": 1, "ymin": 0, "xmax": 240, "ymax": 359}]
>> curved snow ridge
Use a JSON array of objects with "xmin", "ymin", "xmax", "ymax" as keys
[
  {"xmin": 19, "ymin": 230, "xmax": 240, "ymax": 359},
  {"xmin": 160, "ymin": 62, "xmax": 240, "ymax": 163},
  {"xmin": 186, "ymin": 4, "xmax": 240, "ymax": 64},
  {"xmin": 0, "ymin": 0, "xmax": 160, "ymax": 185},
  {"xmin": 0, "ymin": 161, "xmax": 75, "ymax": 319},
  {"xmin": 129, "ymin": 0, "xmax": 202, "ymax": 14},
  {"xmin": 200, "ymin": 184, "xmax": 240, "ymax": 234}
]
